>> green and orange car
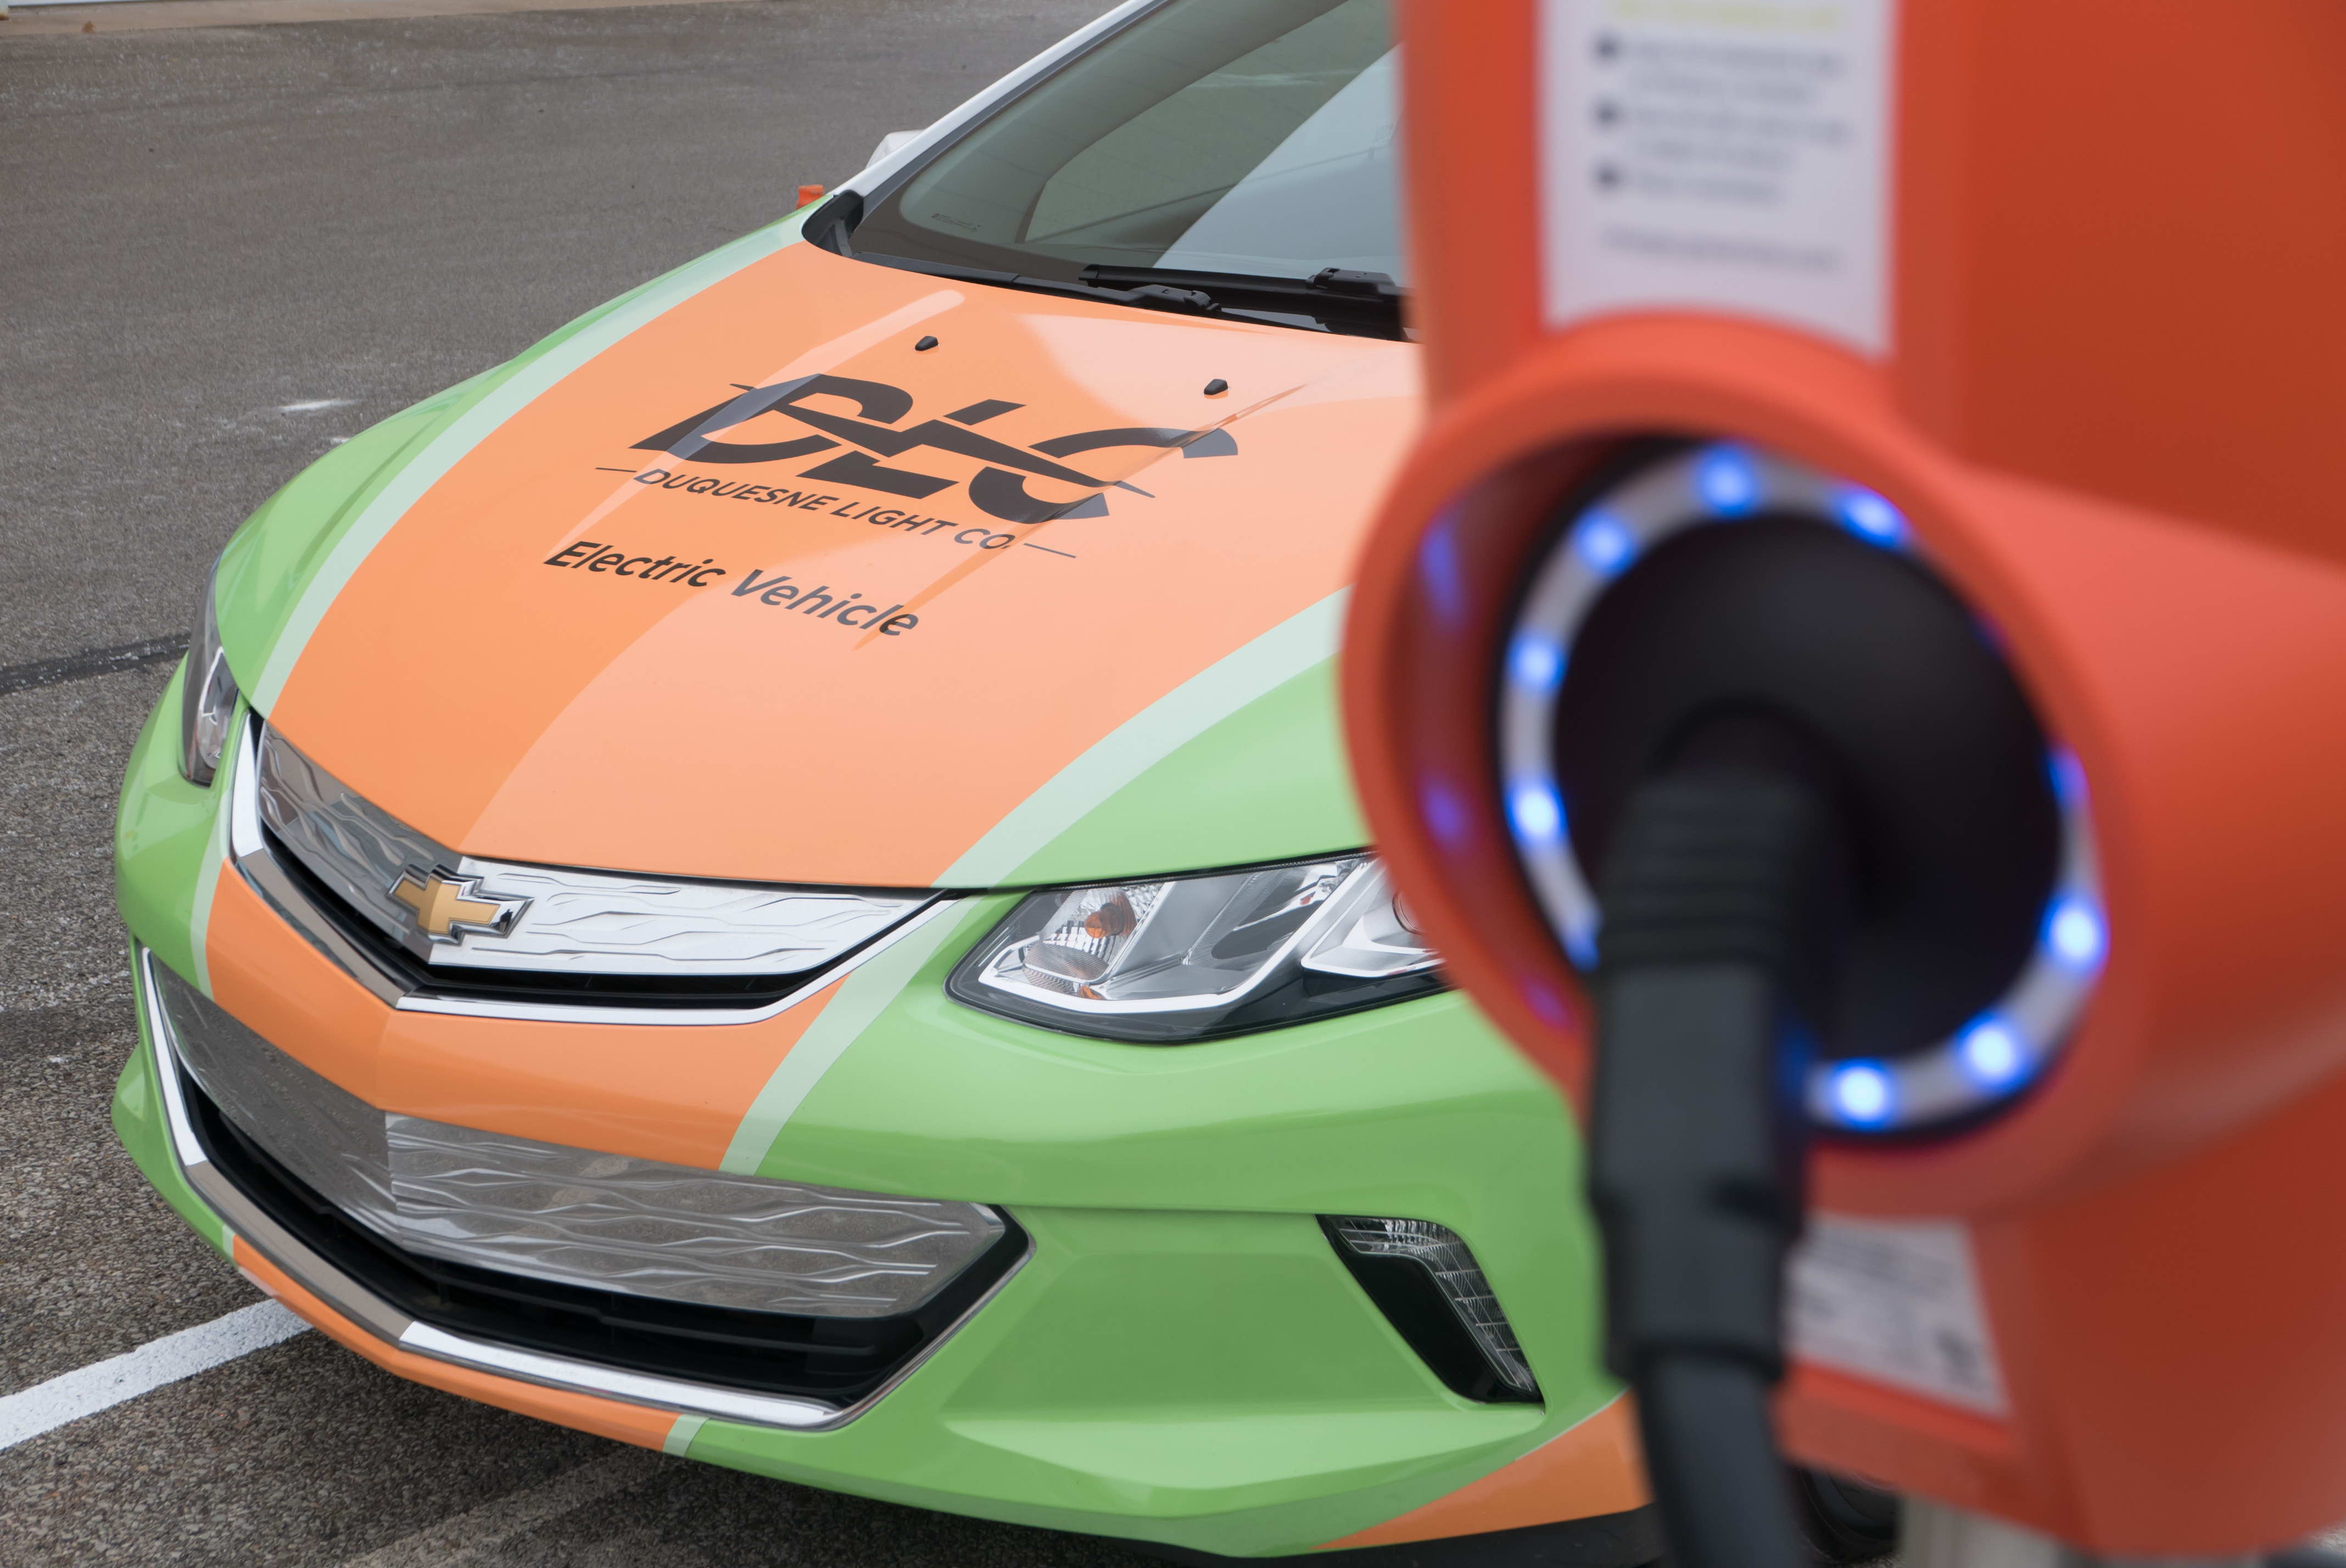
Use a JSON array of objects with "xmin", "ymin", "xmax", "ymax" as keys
[{"xmin": 110, "ymin": 1, "xmax": 1887, "ymax": 1561}]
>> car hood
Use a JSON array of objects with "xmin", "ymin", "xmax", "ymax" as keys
[{"xmin": 234, "ymin": 228, "xmax": 1418, "ymax": 888}]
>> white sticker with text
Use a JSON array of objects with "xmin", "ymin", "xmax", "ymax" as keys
[
  {"xmin": 1539, "ymin": 0, "xmax": 1897, "ymax": 355},
  {"xmin": 1788, "ymin": 1214, "xmax": 2009, "ymax": 1416}
]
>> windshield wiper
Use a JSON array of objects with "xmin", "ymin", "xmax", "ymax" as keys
[
  {"xmin": 1080, "ymin": 265, "xmax": 1406, "ymax": 340},
  {"xmin": 808, "ymin": 192, "xmax": 1404, "ymax": 339},
  {"xmin": 846, "ymin": 250, "xmax": 1226, "ymax": 319}
]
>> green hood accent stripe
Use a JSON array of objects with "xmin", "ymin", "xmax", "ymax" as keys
[
  {"xmin": 719, "ymin": 591, "xmax": 1349, "ymax": 1171},
  {"xmin": 936, "ymin": 589, "xmax": 1351, "ymax": 889},
  {"xmin": 998, "ymin": 658, "xmax": 1364, "ymax": 886},
  {"xmin": 719, "ymin": 910, "xmax": 974, "ymax": 1175},
  {"xmin": 248, "ymin": 210, "xmax": 813, "ymax": 714}
]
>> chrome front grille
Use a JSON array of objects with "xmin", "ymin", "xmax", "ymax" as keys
[
  {"xmin": 151, "ymin": 961, "xmax": 1007, "ymax": 1318},
  {"xmin": 254, "ymin": 727, "xmax": 930, "ymax": 980},
  {"xmin": 225, "ymin": 722, "xmax": 941, "ymax": 1021},
  {"xmin": 381, "ymin": 1116, "xmax": 1002, "ymax": 1315}
]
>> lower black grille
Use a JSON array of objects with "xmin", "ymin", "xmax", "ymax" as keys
[{"xmin": 183, "ymin": 1069, "xmax": 1025, "ymax": 1406}]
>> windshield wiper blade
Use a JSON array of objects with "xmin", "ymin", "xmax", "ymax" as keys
[
  {"xmin": 1083, "ymin": 264, "xmax": 1400, "ymax": 300},
  {"xmin": 829, "ymin": 223, "xmax": 1399, "ymax": 337},
  {"xmin": 1303, "ymin": 267, "xmax": 1404, "ymax": 300},
  {"xmin": 851, "ymin": 251, "xmax": 1225, "ymax": 318},
  {"xmin": 1080, "ymin": 265, "xmax": 1406, "ymax": 338}
]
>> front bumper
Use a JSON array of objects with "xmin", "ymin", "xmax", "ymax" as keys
[
  {"xmin": 111, "ymin": 681, "xmax": 1641, "ymax": 1559},
  {"xmin": 135, "ymin": 944, "xmax": 1025, "ymax": 1432}
]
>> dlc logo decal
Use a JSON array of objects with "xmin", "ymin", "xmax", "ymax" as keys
[{"xmin": 628, "ymin": 372, "xmax": 1237, "ymax": 524}]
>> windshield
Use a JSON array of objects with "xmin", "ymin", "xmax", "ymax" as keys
[{"xmin": 850, "ymin": 0, "xmax": 1400, "ymax": 288}]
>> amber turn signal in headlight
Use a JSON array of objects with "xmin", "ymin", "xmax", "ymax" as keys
[{"xmin": 947, "ymin": 855, "xmax": 1442, "ymax": 1043}]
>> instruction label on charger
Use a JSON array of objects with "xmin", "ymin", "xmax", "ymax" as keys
[
  {"xmin": 1538, "ymin": 0, "xmax": 1897, "ymax": 355},
  {"xmin": 1788, "ymin": 1215, "xmax": 2009, "ymax": 1416}
]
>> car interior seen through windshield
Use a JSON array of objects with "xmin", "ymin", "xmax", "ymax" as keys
[{"xmin": 828, "ymin": 0, "xmax": 1404, "ymax": 339}]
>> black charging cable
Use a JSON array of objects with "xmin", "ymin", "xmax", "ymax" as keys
[{"xmin": 1587, "ymin": 714, "xmax": 1852, "ymax": 1568}]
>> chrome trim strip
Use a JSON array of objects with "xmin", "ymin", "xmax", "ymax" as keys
[
  {"xmin": 135, "ymin": 945, "xmax": 1028, "ymax": 1431},
  {"xmin": 143, "ymin": 948, "xmax": 214, "ymax": 1175},
  {"xmin": 389, "ymin": 899, "xmax": 957, "ymax": 1026},
  {"xmin": 396, "ymin": 1323, "xmax": 835, "ymax": 1427},
  {"xmin": 230, "ymin": 725, "xmax": 411, "ymax": 1006},
  {"xmin": 226, "ymin": 729, "xmax": 956, "ymax": 1026},
  {"xmin": 225, "ymin": 722, "xmax": 265, "ymax": 861},
  {"xmin": 424, "ymin": 859, "xmax": 926, "ymax": 979},
  {"xmin": 241, "ymin": 845, "xmax": 413, "ymax": 1006},
  {"xmin": 253, "ymin": 726, "xmax": 930, "ymax": 980}
]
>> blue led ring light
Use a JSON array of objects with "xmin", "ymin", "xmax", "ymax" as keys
[{"xmin": 1496, "ymin": 443, "xmax": 2105, "ymax": 1134}]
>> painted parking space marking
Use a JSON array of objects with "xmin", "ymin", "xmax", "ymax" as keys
[
  {"xmin": 0, "ymin": 1298, "xmax": 309, "ymax": 1451},
  {"xmin": 337, "ymin": 1448, "xmax": 664, "ymax": 1567},
  {"xmin": 0, "ymin": 635, "xmax": 185, "ymax": 697}
]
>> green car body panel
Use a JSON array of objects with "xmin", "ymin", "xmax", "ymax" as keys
[{"xmin": 111, "ymin": 201, "xmax": 1630, "ymax": 1558}]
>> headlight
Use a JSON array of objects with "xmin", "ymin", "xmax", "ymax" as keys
[
  {"xmin": 179, "ymin": 565, "xmax": 240, "ymax": 786},
  {"xmin": 947, "ymin": 855, "xmax": 1442, "ymax": 1043}
]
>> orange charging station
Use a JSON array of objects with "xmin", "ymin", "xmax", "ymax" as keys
[{"xmin": 1345, "ymin": 1, "xmax": 2346, "ymax": 1554}]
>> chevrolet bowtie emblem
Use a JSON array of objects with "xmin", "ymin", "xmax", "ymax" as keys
[{"xmin": 389, "ymin": 869, "xmax": 528, "ymax": 943}]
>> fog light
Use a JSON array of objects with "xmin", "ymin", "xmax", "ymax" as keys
[{"xmin": 1326, "ymin": 1216, "xmax": 1538, "ymax": 1401}]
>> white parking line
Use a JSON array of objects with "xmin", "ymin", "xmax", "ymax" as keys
[
  {"xmin": 0, "ymin": 1298, "xmax": 310, "ymax": 1451},
  {"xmin": 337, "ymin": 1448, "xmax": 664, "ymax": 1567},
  {"xmin": 277, "ymin": 398, "xmax": 355, "ymax": 413}
]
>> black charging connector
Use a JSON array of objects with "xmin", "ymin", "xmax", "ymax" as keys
[
  {"xmin": 1536, "ymin": 463, "xmax": 2069, "ymax": 1562},
  {"xmin": 1589, "ymin": 713, "xmax": 1851, "ymax": 1568}
]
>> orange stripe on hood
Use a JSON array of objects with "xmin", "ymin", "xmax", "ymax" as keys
[{"xmin": 270, "ymin": 243, "xmax": 1415, "ymax": 886}]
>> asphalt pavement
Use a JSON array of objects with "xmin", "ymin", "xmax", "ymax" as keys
[{"xmin": 0, "ymin": 4, "xmax": 1160, "ymax": 1563}]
